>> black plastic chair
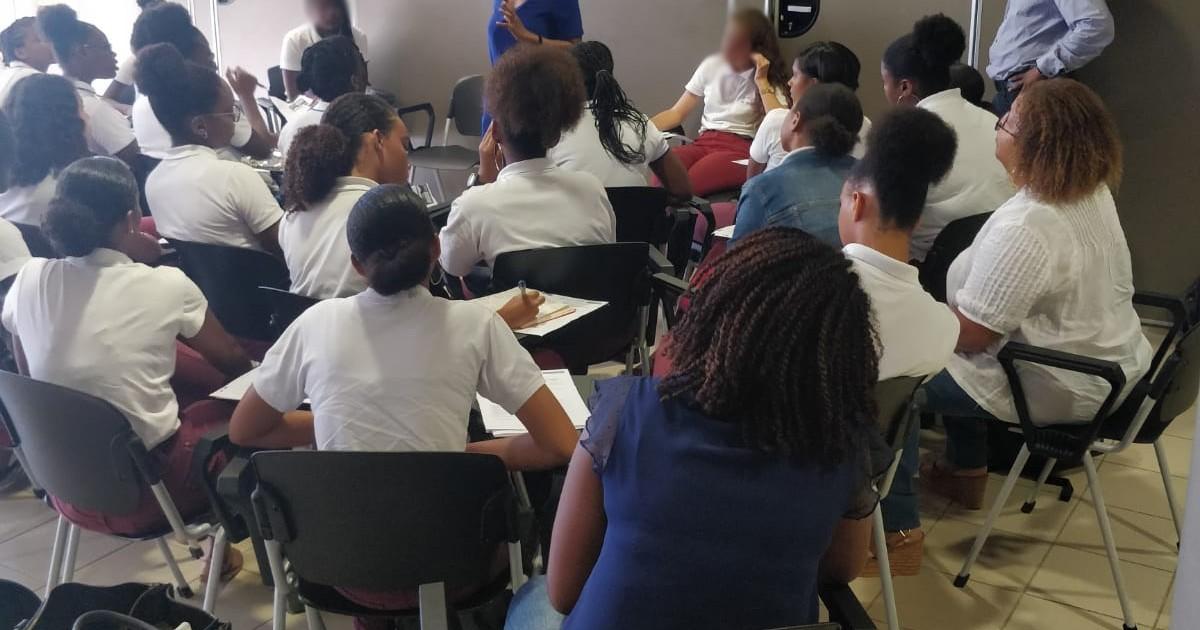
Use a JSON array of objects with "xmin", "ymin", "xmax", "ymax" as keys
[
  {"xmin": 13, "ymin": 222, "xmax": 56, "ymax": 259},
  {"xmin": 402, "ymin": 75, "xmax": 484, "ymax": 202},
  {"xmin": 917, "ymin": 212, "xmax": 992, "ymax": 302},
  {"xmin": 258, "ymin": 287, "xmax": 320, "ymax": 337},
  {"xmin": 0, "ymin": 579, "xmax": 40, "ymax": 629},
  {"xmin": 607, "ymin": 187, "xmax": 673, "ymax": 246},
  {"xmin": 953, "ymin": 290, "xmax": 1199, "ymax": 630},
  {"xmin": 491, "ymin": 243, "xmax": 652, "ymax": 373},
  {"xmin": 0, "ymin": 372, "xmax": 228, "ymax": 612},
  {"xmin": 267, "ymin": 66, "xmax": 286, "ymax": 101},
  {"xmin": 251, "ymin": 451, "xmax": 528, "ymax": 630},
  {"xmin": 166, "ymin": 240, "xmax": 290, "ymax": 342}
]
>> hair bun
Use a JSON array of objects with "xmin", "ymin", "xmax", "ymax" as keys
[
  {"xmin": 44, "ymin": 196, "xmax": 103, "ymax": 257},
  {"xmin": 872, "ymin": 107, "xmax": 957, "ymax": 188},
  {"xmin": 134, "ymin": 42, "xmax": 187, "ymax": 98},
  {"xmin": 36, "ymin": 4, "xmax": 80, "ymax": 43},
  {"xmin": 912, "ymin": 14, "xmax": 965, "ymax": 69}
]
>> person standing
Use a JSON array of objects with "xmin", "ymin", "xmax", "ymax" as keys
[
  {"xmin": 986, "ymin": 0, "xmax": 1114, "ymax": 116},
  {"xmin": 484, "ymin": 0, "xmax": 583, "ymax": 130}
]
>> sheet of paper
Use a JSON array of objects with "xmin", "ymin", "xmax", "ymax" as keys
[
  {"xmin": 731, "ymin": 158, "xmax": 750, "ymax": 166},
  {"xmin": 471, "ymin": 288, "xmax": 607, "ymax": 337},
  {"xmin": 478, "ymin": 370, "xmax": 590, "ymax": 436},
  {"xmin": 210, "ymin": 369, "xmax": 258, "ymax": 402},
  {"xmin": 713, "ymin": 224, "xmax": 736, "ymax": 239}
]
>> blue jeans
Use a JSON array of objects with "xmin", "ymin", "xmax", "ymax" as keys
[
  {"xmin": 880, "ymin": 371, "xmax": 996, "ymax": 531},
  {"xmin": 504, "ymin": 575, "xmax": 564, "ymax": 630}
]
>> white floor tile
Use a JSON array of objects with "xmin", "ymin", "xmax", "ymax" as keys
[
  {"xmin": 1088, "ymin": 462, "xmax": 1188, "ymax": 520},
  {"xmin": 1107, "ymin": 435, "xmax": 1192, "ymax": 478},
  {"xmin": 866, "ymin": 567, "xmax": 1021, "ymax": 630},
  {"xmin": 0, "ymin": 518, "xmax": 129, "ymax": 581},
  {"xmin": 939, "ymin": 468, "xmax": 1083, "ymax": 543},
  {"xmin": 1003, "ymin": 594, "xmax": 1126, "ymax": 630},
  {"xmin": 1057, "ymin": 500, "xmax": 1179, "ymax": 572},
  {"xmin": 1026, "ymin": 545, "xmax": 1172, "ymax": 624},
  {"xmin": 0, "ymin": 492, "xmax": 56, "ymax": 545},
  {"xmin": 923, "ymin": 516, "xmax": 1053, "ymax": 590}
]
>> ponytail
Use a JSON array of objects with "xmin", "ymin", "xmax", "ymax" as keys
[
  {"xmin": 44, "ymin": 157, "xmax": 139, "ymax": 257},
  {"xmin": 849, "ymin": 107, "xmax": 957, "ymax": 229},
  {"xmin": 346, "ymin": 184, "xmax": 436, "ymax": 295},
  {"xmin": 283, "ymin": 124, "xmax": 354, "ymax": 212},
  {"xmin": 571, "ymin": 41, "xmax": 649, "ymax": 167}
]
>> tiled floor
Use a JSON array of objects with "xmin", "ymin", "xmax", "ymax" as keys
[{"xmin": 0, "ymin": 408, "xmax": 1190, "ymax": 629}]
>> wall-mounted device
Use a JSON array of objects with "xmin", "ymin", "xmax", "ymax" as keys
[{"xmin": 770, "ymin": 0, "xmax": 820, "ymax": 39}]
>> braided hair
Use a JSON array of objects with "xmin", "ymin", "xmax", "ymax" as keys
[
  {"xmin": 571, "ymin": 41, "xmax": 648, "ymax": 166},
  {"xmin": 659, "ymin": 228, "xmax": 880, "ymax": 465}
]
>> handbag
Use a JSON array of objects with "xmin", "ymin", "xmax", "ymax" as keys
[{"xmin": 19, "ymin": 582, "xmax": 230, "ymax": 630}]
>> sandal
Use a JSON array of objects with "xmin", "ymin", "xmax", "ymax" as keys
[
  {"xmin": 201, "ymin": 545, "xmax": 244, "ymax": 586},
  {"xmin": 920, "ymin": 457, "xmax": 988, "ymax": 510},
  {"xmin": 862, "ymin": 528, "xmax": 925, "ymax": 577}
]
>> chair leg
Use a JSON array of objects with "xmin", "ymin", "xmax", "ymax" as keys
[
  {"xmin": 418, "ymin": 582, "xmax": 450, "ymax": 630},
  {"xmin": 432, "ymin": 171, "xmax": 448, "ymax": 204},
  {"xmin": 1153, "ymin": 439, "xmax": 1184, "ymax": 541},
  {"xmin": 202, "ymin": 527, "xmax": 227, "ymax": 614},
  {"xmin": 59, "ymin": 523, "xmax": 80, "ymax": 583},
  {"xmin": 303, "ymin": 606, "xmax": 327, "ymax": 630},
  {"xmin": 872, "ymin": 505, "xmax": 900, "ymax": 630},
  {"xmin": 1082, "ymin": 452, "xmax": 1138, "ymax": 630},
  {"xmin": 1021, "ymin": 457, "xmax": 1057, "ymax": 514},
  {"xmin": 264, "ymin": 540, "xmax": 290, "ymax": 630},
  {"xmin": 956, "ymin": 444, "xmax": 1030, "ymax": 587},
  {"xmin": 44, "ymin": 515, "xmax": 69, "ymax": 593},
  {"xmin": 156, "ymin": 537, "xmax": 194, "ymax": 599}
]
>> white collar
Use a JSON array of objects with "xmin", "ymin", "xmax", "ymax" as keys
[
  {"xmin": 7, "ymin": 61, "xmax": 34, "ymax": 71},
  {"xmin": 70, "ymin": 247, "xmax": 133, "ymax": 268},
  {"xmin": 916, "ymin": 88, "xmax": 963, "ymax": 111},
  {"xmin": 497, "ymin": 157, "xmax": 555, "ymax": 182},
  {"xmin": 71, "ymin": 78, "xmax": 96, "ymax": 96},
  {"xmin": 357, "ymin": 286, "xmax": 431, "ymax": 306},
  {"xmin": 160, "ymin": 144, "xmax": 221, "ymax": 161},
  {"xmin": 335, "ymin": 176, "xmax": 377, "ymax": 191},
  {"xmin": 842, "ymin": 243, "xmax": 920, "ymax": 285}
]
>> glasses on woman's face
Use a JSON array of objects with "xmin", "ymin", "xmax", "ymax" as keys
[
  {"xmin": 995, "ymin": 113, "xmax": 1019, "ymax": 137},
  {"xmin": 205, "ymin": 107, "xmax": 243, "ymax": 124}
]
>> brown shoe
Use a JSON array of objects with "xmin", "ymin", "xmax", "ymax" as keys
[
  {"xmin": 862, "ymin": 528, "xmax": 925, "ymax": 577},
  {"xmin": 920, "ymin": 458, "xmax": 988, "ymax": 510}
]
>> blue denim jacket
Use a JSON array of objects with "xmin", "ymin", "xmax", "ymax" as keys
[{"xmin": 730, "ymin": 149, "xmax": 856, "ymax": 248}]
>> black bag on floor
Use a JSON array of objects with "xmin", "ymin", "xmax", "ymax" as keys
[{"xmin": 20, "ymin": 583, "xmax": 229, "ymax": 630}]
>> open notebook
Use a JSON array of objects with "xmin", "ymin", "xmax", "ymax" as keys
[
  {"xmin": 713, "ymin": 224, "xmax": 736, "ymax": 240},
  {"xmin": 471, "ymin": 288, "xmax": 607, "ymax": 337},
  {"xmin": 478, "ymin": 370, "xmax": 591, "ymax": 436}
]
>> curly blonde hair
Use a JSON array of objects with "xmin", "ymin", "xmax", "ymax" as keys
[{"xmin": 1012, "ymin": 80, "xmax": 1122, "ymax": 204}]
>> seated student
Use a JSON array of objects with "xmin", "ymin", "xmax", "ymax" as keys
[
  {"xmin": 139, "ymin": 44, "xmax": 284, "ymax": 254},
  {"xmin": 505, "ymin": 228, "xmax": 885, "ymax": 630},
  {"xmin": 277, "ymin": 35, "xmax": 366, "ymax": 159},
  {"xmin": 37, "ymin": 5, "xmax": 140, "ymax": 167},
  {"xmin": 544, "ymin": 41, "xmax": 691, "ymax": 202},
  {"xmin": 130, "ymin": 3, "xmax": 276, "ymax": 160},
  {"xmin": 749, "ymin": 41, "xmax": 871, "ymax": 177},
  {"xmin": 0, "ymin": 17, "xmax": 54, "ymax": 106},
  {"xmin": 280, "ymin": 0, "xmax": 369, "ymax": 102},
  {"xmin": 229, "ymin": 185, "xmax": 577, "ymax": 625},
  {"xmin": 920, "ymin": 80, "xmax": 1152, "ymax": 508},
  {"xmin": 280, "ymin": 93, "xmax": 409, "ymax": 299},
  {"xmin": 650, "ymin": 9, "xmax": 788, "ymax": 197},
  {"xmin": 730, "ymin": 83, "xmax": 863, "ymax": 247},
  {"xmin": 2, "ymin": 156, "xmax": 251, "ymax": 579},
  {"xmin": 0, "ymin": 110, "xmax": 30, "ymax": 288},
  {"xmin": 881, "ymin": 14, "xmax": 1014, "ymax": 262},
  {"xmin": 103, "ymin": 0, "xmax": 165, "ymax": 106},
  {"xmin": 440, "ymin": 45, "xmax": 615, "ymax": 278},
  {"xmin": 837, "ymin": 107, "xmax": 961, "ymax": 573},
  {"xmin": 949, "ymin": 62, "xmax": 991, "ymax": 112}
]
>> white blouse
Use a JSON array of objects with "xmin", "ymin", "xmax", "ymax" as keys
[
  {"xmin": 277, "ymin": 100, "xmax": 329, "ymax": 160},
  {"xmin": 279, "ymin": 23, "xmax": 370, "ymax": 73},
  {"xmin": 0, "ymin": 62, "xmax": 40, "ymax": 108},
  {"xmin": 0, "ymin": 174, "xmax": 56, "ymax": 227},
  {"xmin": 945, "ymin": 185, "xmax": 1152, "ymax": 424},
  {"xmin": 0, "ymin": 218, "xmax": 31, "ymax": 280},
  {"xmin": 73, "ymin": 80, "xmax": 136, "ymax": 157},
  {"xmin": 684, "ymin": 55, "xmax": 785, "ymax": 138},
  {"xmin": 279, "ymin": 176, "xmax": 373, "ymax": 299},
  {"xmin": 750, "ymin": 108, "xmax": 871, "ymax": 172},
  {"xmin": 548, "ymin": 108, "xmax": 670, "ymax": 187}
]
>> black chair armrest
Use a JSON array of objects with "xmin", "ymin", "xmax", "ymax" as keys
[
  {"xmin": 818, "ymin": 582, "xmax": 877, "ymax": 630},
  {"xmin": 652, "ymin": 272, "xmax": 690, "ymax": 331},
  {"xmin": 685, "ymin": 196, "xmax": 717, "ymax": 263},
  {"xmin": 648, "ymin": 247, "xmax": 674, "ymax": 275},
  {"xmin": 396, "ymin": 102, "xmax": 436, "ymax": 150},
  {"xmin": 126, "ymin": 436, "xmax": 162, "ymax": 486},
  {"xmin": 1134, "ymin": 291, "xmax": 1188, "ymax": 375}
]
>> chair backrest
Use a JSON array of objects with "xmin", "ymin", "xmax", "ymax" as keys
[
  {"xmin": 258, "ymin": 287, "xmax": 320, "ymax": 336},
  {"xmin": 0, "ymin": 371, "xmax": 145, "ymax": 514},
  {"xmin": 918, "ymin": 212, "xmax": 992, "ymax": 302},
  {"xmin": 267, "ymin": 66, "xmax": 286, "ymax": 101},
  {"xmin": 14, "ymin": 222, "xmax": 56, "ymax": 259},
  {"xmin": 606, "ymin": 187, "xmax": 673, "ymax": 247},
  {"xmin": 875, "ymin": 377, "xmax": 925, "ymax": 447},
  {"xmin": 491, "ymin": 243, "xmax": 650, "ymax": 369},
  {"xmin": 1138, "ymin": 324, "xmax": 1200, "ymax": 442},
  {"xmin": 167, "ymin": 240, "xmax": 290, "ymax": 342},
  {"xmin": 251, "ymin": 451, "xmax": 514, "ymax": 591},
  {"xmin": 447, "ymin": 75, "xmax": 485, "ymax": 138}
]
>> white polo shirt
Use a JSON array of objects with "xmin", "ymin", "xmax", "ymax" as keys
[
  {"xmin": 279, "ymin": 23, "xmax": 369, "ymax": 73},
  {"xmin": 0, "ymin": 218, "xmax": 31, "ymax": 280},
  {"xmin": 1, "ymin": 249, "xmax": 208, "ymax": 448},
  {"xmin": 73, "ymin": 79, "xmax": 136, "ymax": 156},
  {"xmin": 750, "ymin": 108, "xmax": 871, "ymax": 172},
  {"xmin": 132, "ymin": 92, "xmax": 255, "ymax": 160},
  {"xmin": 254, "ymin": 287, "xmax": 546, "ymax": 452},
  {"xmin": 0, "ymin": 174, "xmax": 56, "ymax": 227},
  {"xmin": 279, "ymin": 176, "xmax": 373, "ymax": 299},
  {"xmin": 548, "ymin": 107, "xmax": 670, "ymax": 187},
  {"xmin": 945, "ymin": 185, "xmax": 1152, "ymax": 424},
  {"xmin": 912, "ymin": 88, "xmax": 1015, "ymax": 262},
  {"xmin": 277, "ymin": 99, "xmax": 328, "ymax": 160},
  {"xmin": 438, "ymin": 158, "xmax": 616, "ymax": 277},
  {"xmin": 114, "ymin": 54, "xmax": 136, "ymax": 86},
  {"xmin": 145, "ymin": 144, "xmax": 284, "ymax": 251},
  {"xmin": 684, "ymin": 55, "xmax": 785, "ymax": 138},
  {"xmin": 844, "ymin": 243, "xmax": 958, "ymax": 381},
  {"xmin": 0, "ymin": 62, "xmax": 40, "ymax": 107}
]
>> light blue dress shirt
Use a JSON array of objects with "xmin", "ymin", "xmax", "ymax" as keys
[{"xmin": 986, "ymin": 0, "xmax": 1115, "ymax": 80}]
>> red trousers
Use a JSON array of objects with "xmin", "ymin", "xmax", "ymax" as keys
[{"xmin": 672, "ymin": 130, "xmax": 753, "ymax": 197}]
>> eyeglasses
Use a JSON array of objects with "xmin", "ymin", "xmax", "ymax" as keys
[
  {"xmin": 995, "ymin": 113, "xmax": 1018, "ymax": 137},
  {"xmin": 204, "ymin": 108, "xmax": 243, "ymax": 123}
]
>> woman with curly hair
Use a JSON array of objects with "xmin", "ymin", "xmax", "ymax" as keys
[
  {"xmin": 277, "ymin": 35, "xmax": 367, "ymax": 159},
  {"xmin": 439, "ymin": 45, "xmax": 614, "ymax": 279},
  {"xmin": 505, "ymin": 227, "xmax": 884, "ymax": 630}
]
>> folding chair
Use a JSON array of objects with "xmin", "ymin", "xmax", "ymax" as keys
[
  {"xmin": 954, "ymin": 290, "xmax": 1198, "ymax": 630},
  {"xmin": 402, "ymin": 75, "xmax": 485, "ymax": 202},
  {"xmin": 167, "ymin": 240, "xmax": 290, "ymax": 342},
  {"xmin": 258, "ymin": 287, "xmax": 320, "ymax": 338},
  {"xmin": 0, "ymin": 372, "xmax": 228, "ymax": 613},
  {"xmin": 250, "ymin": 451, "xmax": 530, "ymax": 630}
]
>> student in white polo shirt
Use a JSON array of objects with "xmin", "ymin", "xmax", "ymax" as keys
[
  {"xmin": 650, "ymin": 9, "xmax": 789, "ymax": 197},
  {"xmin": 837, "ymin": 107, "xmax": 961, "ymax": 574},
  {"xmin": 279, "ymin": 93, "xmax": 407, "ymax": 299},
  {"xmin": 0, "ymin": 111, "xmax": 30, "ymax": 287},
  {"xmin": 0, "ymin": 17, "xmax": 54, "ymax": 106},
  {"xmin": 37, "ymin": 5, "xmax": 140, "ymax": 167},
  {"xmin": 128, "ymin": 3, "xmax": 276, "ymax": 160},
  {"xmin": 277, "ymin": 35, "xmax": 366, "ymax": 160},
  {"xmin": 881, "ymin": 15, "xmax": 1015, "ymax": 262},
  {"xmin": 440, "ymin": 45, "xmax": 614, "ymax": 279},
  {"xmin": 3, "ymin": 156, "xmax": 251, "ymax": 577},
  {"xmin": 280, "ymin": 0, "xmax": 368, "ymax": 102},
  {"xmin": 139, "ymin": 44, "xmax": 284, "ymax": 253},
  {"xmin": 104, "ymin": 0, "xmax": 165, "ymax": 106},
  {"xmin": 545, "ymin": 41, "xmax": 692, "ymax": 202}
]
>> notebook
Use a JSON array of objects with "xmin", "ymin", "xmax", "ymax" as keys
[
  {"xmin": 470, "ymin": 288, "xmax": 607, "ymax": 337},
  {"xmin": 478, "ymin": 370, "xmax": 591, "ymax": 436}
]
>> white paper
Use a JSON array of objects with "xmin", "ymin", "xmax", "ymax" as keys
[
  {"xmin": 471, "ymin": 288, "xmax": 607, "ymax": 337},
  {"xmin": 478, "ymin": 370, "xmax": 591, "ymax": 436},
  {"xmin": 731, "ymin": 158, "xmax": 750, "ymax": 166},
  {"xmin": 714, "ymin": 224, "xmax": 736, "ymax": 239},
  {"xmin": 210, "ymin": 369, "xmax": 257, "ymax": 402}
]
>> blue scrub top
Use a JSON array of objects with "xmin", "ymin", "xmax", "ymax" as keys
[{"xmin": 487, "ymin": 0, "xmax": 584, "ymax": 65}]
